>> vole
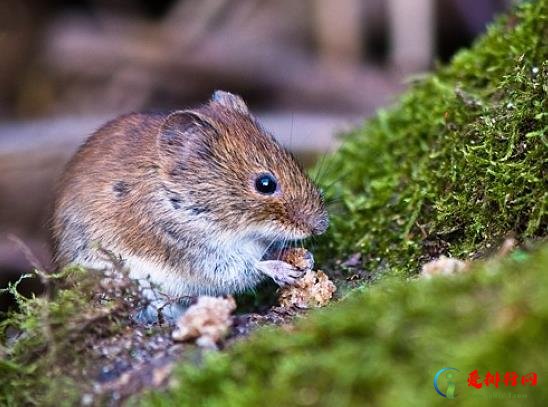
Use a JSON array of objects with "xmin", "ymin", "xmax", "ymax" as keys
[{"xmin": 51, "ymin": 91, "xmax": 328, "ymax": 316}]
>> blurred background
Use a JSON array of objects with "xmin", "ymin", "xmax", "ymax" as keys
[{"xmin": 0, "ymin": 0, "xmax": 514, "ymax": 309}]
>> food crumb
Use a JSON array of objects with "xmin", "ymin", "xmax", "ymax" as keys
[
  {"xmin": 280, "ymin": 247, "xmax": 315, "ymax": 270},
  {"xmin": 172, "ymin": 296, "xmax": 236, "ymax": 349},
  {"xmin": 279, "ymin": 270, "xmax": 336, "ymax": 308},
  {"xmin": 420, "ymin": 256, "xmax": 468, "ymax": 278}
]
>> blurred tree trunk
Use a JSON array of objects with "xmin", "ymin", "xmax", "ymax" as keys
[
  {"xmin": 313, "ymin": 0, "xmax": 363, "ymax": 68},
  {"xmin": 388, "ymin": 0, "xmax": 435, "ymax": 73}
]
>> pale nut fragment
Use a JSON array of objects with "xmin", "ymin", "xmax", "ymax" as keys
[
  {"xmin": 420, "ymin": 256, "xmax": 468, "ymax": 278},
  {"xmin": 279, "ymin": 270, "xmax": 336, "ymax": 308},
  {"xmin": 172, "ymin": 296, "xmax": 236, "ymax": 348}
]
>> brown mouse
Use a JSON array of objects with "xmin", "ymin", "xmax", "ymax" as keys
[{"xmin": 51, "ymin": 91, "xmax": 328, "ymax": 314}]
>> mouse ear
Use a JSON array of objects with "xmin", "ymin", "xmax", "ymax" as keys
[
  {"xmin": 157, "ymin": 110, "xmax": 217, "ymax": 168},
  {"xmin": 211, "ymin": 90, "xmax": 249, "ymax": 115}
]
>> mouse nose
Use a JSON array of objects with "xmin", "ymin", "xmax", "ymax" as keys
[{"xmin": 311, "ymin": 216, "xmax": 329, "ymax": 235}]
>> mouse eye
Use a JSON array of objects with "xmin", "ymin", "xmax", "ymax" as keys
[{"xmin": 255, "ymin": 173, "xmax": 278, "ymax": 195}]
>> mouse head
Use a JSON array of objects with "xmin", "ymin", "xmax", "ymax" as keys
[{"xmin": 157, "ymin": 91, "xmax": 328, "ymax": 243}]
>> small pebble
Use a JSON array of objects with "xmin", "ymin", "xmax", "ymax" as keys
[{"xmin": 81, "ymin": 394, "xmax": 94, "ymax": 406}]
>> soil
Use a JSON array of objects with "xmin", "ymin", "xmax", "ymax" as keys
[{"xmin": 85, "ymin": 301, "xmax": 307, "ymax": 405}]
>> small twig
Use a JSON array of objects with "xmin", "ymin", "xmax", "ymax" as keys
[
  {"xmin": 5, "ymin": 235, "xmax": 59, "ymax": 361},
  {"xmin": 415, "ymin": 221, "xmax": 428, "ymax": 239},
  {"xmin": 7, "ymin": 234, "xmax": 49, "ymax": 277},
  {"xmin": 94, "ymin": 245, "xmax": 127, "ymax": 273},
  {"xmin": 497, "ymin": 237, "xmax": 516, "ymax": 257}
]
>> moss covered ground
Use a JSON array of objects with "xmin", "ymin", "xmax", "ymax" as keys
[
  {"xmin": 1, "ymin": 1, "xmax": 546, "ymax": 405},
  {"xmin": 0, "ymin": 263, "xmax": 172, "ymax": 406},
  {"xmin": 143, "ymin": 245, "xmax": 548, "ymax": 407}
]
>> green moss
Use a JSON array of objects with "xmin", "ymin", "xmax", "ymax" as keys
[
  {"xmin": 315, "ymin": 0, "xmax": 546, "ymax": 276},
  {"xmin": 143, "ymin": 245, "xmax": 548, "ymax": 406},
  {"xmin": 0, "ymin": 268, "xmax": 90, "ymax": 406},
  {"xmin": 0, "ymin": 266, "xmax": 141, "ymax": 406}
]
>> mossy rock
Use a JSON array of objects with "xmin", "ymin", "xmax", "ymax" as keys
[{"xmin": 315, "ymin": 0, "xmax": 546, "ymax": 277}]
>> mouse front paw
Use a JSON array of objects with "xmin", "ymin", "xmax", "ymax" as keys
[{"xmin": 257, "ymin": 260, "xmax": 306, "ymax": 287}]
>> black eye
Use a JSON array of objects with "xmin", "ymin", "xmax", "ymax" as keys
[{"xmin": 255, "ymin": 173, "xmax": 277, "ymax": 195}]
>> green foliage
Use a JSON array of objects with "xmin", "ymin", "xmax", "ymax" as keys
[
  {"xmin": 0, "ymin": 266, "xmax": 135, "ymax": 406},
  {"xmin": 0, "ymin": 268, "xmax": 90, "ymax": 406},
  {"xmin": 316, "ymin": 0, "xmax": 547, "ymax": 276},
  {"xmin": 143, "ymin": 245, "xmax": 548, "ymax": 407}
]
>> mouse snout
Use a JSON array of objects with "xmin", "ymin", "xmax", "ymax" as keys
[
  {"xmin": 293, "ymin": 212, "xmax": 329, "ymax": 235},
  {"xmin": 311, "ymin": 215, "xmax": 329, "ymax": 235},
  {"xmin": 285, "ymin": 203, "xmax": 328, "ymax": 236}
]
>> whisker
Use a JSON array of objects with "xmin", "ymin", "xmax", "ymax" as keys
[
  {"xmin": 314, "ymin": 126, "xmax": 361, "ymax": 184},
  {"xmin": 276, "ymin": 238, "xmax": 287, "ymax": 261},
  {"xmin": 313, "ymin": 151, "xmax": 329, "ymax": 183},
  {"xmin": 320, "ymin": 170, "xmax": 351, "ymax": 191},
  {"xmin": 308, "ymin": 236, "xmax": 316, "ymax": 253},
  {"xmin": 260, "ymin": 236, "xmax": 279, "ymax": 260},
  {"xmin": 290, "ymin": 112, "xmax": 295, "ymax": 151}
]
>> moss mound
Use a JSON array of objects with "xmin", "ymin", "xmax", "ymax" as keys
[
  {"xmin": 143, "ymin": 245, "xmax": 548, "ymax": 406},
  {"xmin": 0, "ymin": 265, "xmax": 155, "ymax": 406},
  {"xmin": 316, "ymin": 0, "xmax": 546, "ymax": 276},
  {"xmin": 0, "ymin": 269, "xmax": 88, "ymax": 406}
]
